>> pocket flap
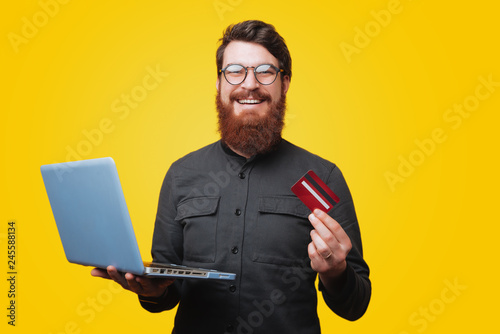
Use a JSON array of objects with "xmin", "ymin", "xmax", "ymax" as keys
[
  {"xmin": 175, "ymin": 196, "xmax": 220, "ymax": 221},
  {"xmin": 258, "ymin": 196, "xmax": 310, "ymax": 218}
]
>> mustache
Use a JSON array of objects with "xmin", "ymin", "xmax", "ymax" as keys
[{"xmin": 229, "ymin": 90, "xmax": 271, "ymax": 101}]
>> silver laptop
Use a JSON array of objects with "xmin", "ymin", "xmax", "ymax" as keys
[{"xmin": 41, "ymin": 157, "xmax": 235, "ymax": 280}]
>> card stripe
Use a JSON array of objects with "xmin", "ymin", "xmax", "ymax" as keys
[
  {"xmin": 301, "ymin": 180, "xmax": 330, "ymax": 210},
  {"xmin": 304, "ymin": 173, "xmax": 339, "ymax": 205},
  {"xmin": 291, "ymin": 170, "xmax": 340, "ymax": 213}
]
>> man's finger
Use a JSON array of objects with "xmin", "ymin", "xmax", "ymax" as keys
[
  {"xmin": 90, "ymin": 268, "xmax": 111, "ymax": 279},
  {"xmin": 106, "ymin": 266, "xmax": 130, "ymax": 289},
  {"xmin": 137, "ymin": 276, "xmax": 175, "ymax": 292},
  {"xmin": 308, "ymin": 241, "xmax": 330, "ymax": 273},
  {"xmin": 308, "ymin": 211, "xmax": 338, "ymax": 243},
  {"xmin": 125, "ymin": 274, "xmax": 144, "ymax": 294},
  {"xmin": 310, "ymin": 230, "xmax": 333, "ymax": 260},
  {"xmin": 310, "ymin": 209, "xmax": 350, "ymax": 246}
]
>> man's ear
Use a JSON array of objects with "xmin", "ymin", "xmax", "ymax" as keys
[
  {"xmin": 282, "ymin": 75, "xmax": 291, "ymax": 95},
  {"xmin": 216, "ymin": 77, "xmax": 220, "ymax": 91}
]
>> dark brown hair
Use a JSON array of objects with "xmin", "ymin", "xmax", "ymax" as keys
[{"xmin": 216, "ymin": 20, "xmax": 292, "ymax": 81}]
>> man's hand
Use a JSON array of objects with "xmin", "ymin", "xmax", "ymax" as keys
[
  {"xmin": 91, "ymin": 265, "xmax": 174, "ymax": 298},
  {"xmin": 308, "ymin": 209, "xmax": 352, "ymax": 293}
]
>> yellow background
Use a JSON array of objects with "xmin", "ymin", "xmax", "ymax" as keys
[{"xmin": 2, "ymin": 0, "xmax": 499, "ymax": 333}]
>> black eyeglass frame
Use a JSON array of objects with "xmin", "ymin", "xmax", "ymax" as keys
[{"xmin": 219, "ymin": 64, "xmax": 284, "ymax": 85}]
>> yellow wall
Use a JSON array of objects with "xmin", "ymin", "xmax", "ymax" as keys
[{"xmin": 2, "ymin": 1, "xmax": 499, "ymax": 333}]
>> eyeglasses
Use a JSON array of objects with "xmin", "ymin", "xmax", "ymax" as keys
[{"xmin": 219, "ymin": 64, "xmax": 284, "ymax": 85}]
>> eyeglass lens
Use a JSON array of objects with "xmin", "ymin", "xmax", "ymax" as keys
[{"xmin": 224, "ymin": 64, "xmax": 279, "ymax": 85}]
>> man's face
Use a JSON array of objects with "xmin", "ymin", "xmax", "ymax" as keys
[
  {"xmin": 216, "ymin": 41, "xmax": 290, "ymax": 119},
  {"xmin": 216, "ymin": 41, "xmax": 291, "ymax": 156}
]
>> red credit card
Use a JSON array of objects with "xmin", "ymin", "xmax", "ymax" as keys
[{"xmin": 291, "ymin": 170, "xmax": 340, "ymax": 213}]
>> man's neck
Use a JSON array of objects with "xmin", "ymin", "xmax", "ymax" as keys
[{"xmin": 225, "ymin": 143, "xmax": 252, "ymax": 159}]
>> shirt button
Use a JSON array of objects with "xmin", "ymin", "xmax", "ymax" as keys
[
  {"xmin": 235, "ymin": 209, "xmax": 241, "ymax": 216},
  {"xmin": 231, "ymin": 246, "xmax": 239, "ymax": 254},
  {"xmin": 229, "ymin": 285, "xmax": 236, "ymax": 293},
  {"xmin": 238, "ymin": 172, "xmax": 245, "ymax": 179}
]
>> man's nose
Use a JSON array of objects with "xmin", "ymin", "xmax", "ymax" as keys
[{"xmin": 240, "ymin": 70, "xmax": 260, "ymax": 89}]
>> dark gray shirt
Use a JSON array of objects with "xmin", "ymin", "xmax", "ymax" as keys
[{"xmin": 140, "ymin": 139, "xmax": 371, "ymax": 333}]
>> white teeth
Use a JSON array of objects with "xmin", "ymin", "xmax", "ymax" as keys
[{"xmin": 238, "ymin": 99, "xmax": 262, "ymax": 104}]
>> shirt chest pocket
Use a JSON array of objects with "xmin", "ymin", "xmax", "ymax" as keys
[
  {"xmin": 175, "ymin": 196, "xmax": 220, "ymax": 263},
  {"xmin": 252, "ymin": 196, "xmax": 312, "ymax": 266}
]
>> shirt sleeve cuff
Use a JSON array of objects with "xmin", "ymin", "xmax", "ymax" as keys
[
  {"xmin": 319, "ymin": 263, "xmax": 356, "ymax": 304},
  {"xmin": 139, "ymin": 286, "xmax": 169, "ymax": 304}
]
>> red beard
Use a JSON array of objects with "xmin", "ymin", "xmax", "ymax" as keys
[{"xmin": 216, "ymin": 85, "xmax": 287, "ymax": 157}]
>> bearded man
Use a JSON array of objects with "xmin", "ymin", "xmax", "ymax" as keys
[{"xmin": 92, "ymin": 20, "xmax": 371, "ymax": 334}]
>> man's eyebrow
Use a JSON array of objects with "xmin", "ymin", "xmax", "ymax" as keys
[{"xmin": 224, "ymin": 62, "xmax": 278, "ymax": 67}]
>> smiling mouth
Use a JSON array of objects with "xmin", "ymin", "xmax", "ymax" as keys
[{"xmin": 237, "ymin": 99, "xmax": 264, "ymax": 104}]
